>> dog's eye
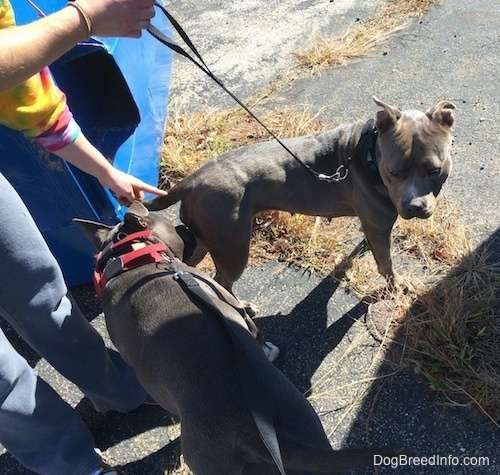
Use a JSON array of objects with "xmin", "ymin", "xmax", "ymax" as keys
[
  {"xmin": 428, "ymin": 167, "xmax": 441, "ymax": 176},
  {"xmin": 390, "ymin": 169, "xmax": 400, "ymax": 177}
]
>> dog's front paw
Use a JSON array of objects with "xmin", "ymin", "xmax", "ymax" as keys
[
  {"xmin": 386, "ymin": 272, "xmax": 413, "ymax": 294},
  {"xmin": 262, "ymin": 341, "xmax": 280, "ymax": 363},
  {"xmin": 364, "ymin": 274, "xmax": 413, "ymax": 303}
]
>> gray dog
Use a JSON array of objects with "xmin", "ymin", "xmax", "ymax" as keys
[
  {"xmin": 145, "ymin": 97, "xmax": 456, "ymax": 296},
  {"xmin": 75, "ymin": 201, "xmax": 410, "ymax": 474}
]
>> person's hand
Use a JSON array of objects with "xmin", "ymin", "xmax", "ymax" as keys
[
  {"xmin": 54, "ymin": 134, "xmax": 167, "ymax": 206},
  {"xmin": 98, "ymin": 167, "xmax": 167, "ymax": 206},
  {"xmin": 74, "ymin": 0, "xmax": 156, "ymax": 38}
]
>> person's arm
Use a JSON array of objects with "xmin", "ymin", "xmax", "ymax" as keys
[
  {"xmin": 55, "ymin": 134, "xmax": 167, "ymax": 205},
  {"xmin": 0, "ymin": 0, "xmax": 155, "ymax": 92},
  {"xmin": 0, "ymin": 0, "xmax": 165, "ymax": 204}
]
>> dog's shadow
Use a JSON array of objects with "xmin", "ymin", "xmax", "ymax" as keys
[{"xmin": 247, "ymin": 266, "xmax": 368, "ymax": 394}]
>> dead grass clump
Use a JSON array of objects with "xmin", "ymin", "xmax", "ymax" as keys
[
  {"xmin": 404, "ymin": 249, "xmax": 500, "ymax": 422},
  {"xmin": 295, "ymin": 18, "xmax": 409, "ymax": 73},
  {"xmin": 295, "ymin": 0, "xmax": 442, "ymax": 72},
  {"xmin": 393, "ymin": 201, "xmax": 473, "ymax": 271},
  {"xmin": 159, "ymin": 104, "xmax": 326, "ymax": 188},
  {"xmin": 250, "ymin": 213, "xmax": 362, "ymax": 273},
  {"xmin": 249, "ymin": 198, "xmax": 471, "ymax": 297}
]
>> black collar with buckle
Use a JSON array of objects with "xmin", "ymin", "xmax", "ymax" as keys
[{"xmin": 348, "ymin": 118, "xmax": 383, "ymax": 186}]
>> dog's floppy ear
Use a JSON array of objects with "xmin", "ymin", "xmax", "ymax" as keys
[
  {"xmin": 373, "ymin": 96, "xmax": 402, "ymax": 132},
  {"xmin": 426, "ymin": 100, "xmax": 456, "ymax": 128},
  {"xmin": 73, "ymin": 219, "xmax": 116, "ymax": 250},
  {"xmin": 123, "ymin": 200, "xmax": 150, "ymax": 231},
  {"xmin": 127, "ymin": 200, "xmax": 149, "ymax": 217}
]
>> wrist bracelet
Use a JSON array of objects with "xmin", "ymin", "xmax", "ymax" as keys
[{"xmin": 66, "ymin": 1, "xmax": 92, "ymax": 40}]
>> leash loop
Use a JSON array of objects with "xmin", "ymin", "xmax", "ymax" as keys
[{"xmin": 317, "ymin": 164, "xmax": 349, "ymax": 182}]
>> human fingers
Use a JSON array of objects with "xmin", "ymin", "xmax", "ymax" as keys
[
  {"xmin": 138, "ymin": 4, "xmax": 156, "ymax": 21},
  {"xmin": 125, "ymin": 7, "xmax": 156, "ymax": 37},
  {"xmin": 115, "ymin": 180, "xmax": 166, "ymax": 204},
  {"xmin": 133, "ymin": 180, "xmax": 168, "ymax": 198},
  {"xmin": 77, "ymin": 0, "xmax": 156, "ymax": 38}
]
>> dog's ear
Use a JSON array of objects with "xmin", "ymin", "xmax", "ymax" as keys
[
  {"xmin": 123, "ymin": 200, "xmax": 150, "ymax": 230},
  {"xmin": 73, "ymin": 219, "xmax": 116, "ymax": 249},
  {"xmin": 373, "ymin": 96, "xmax": 402, "ymax": 132},
  {"xmin": 127, "ymin": 200, "xmax": 149, "ymax": 217},
  {"xmin": 426, "ymin": 100, "xmax": 456, "ymax": 128}
]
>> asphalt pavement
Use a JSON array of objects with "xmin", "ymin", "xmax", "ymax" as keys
[{"xmin": 1, "ymin": 0, "xmax": 499, "ymax": 473}]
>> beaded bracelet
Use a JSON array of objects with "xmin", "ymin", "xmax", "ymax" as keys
[{"xmin": 66, "ymin": 1, "xmax": 92, "ymax": 40}]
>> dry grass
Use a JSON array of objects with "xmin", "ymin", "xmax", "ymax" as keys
[
  {"xmin": 159, "ymin": 103, "xmax": 326, "ymax": 189},
  {"xmin": 252, "ymin": 198, "xmax": 472, "ymax": 293},
  {"xmin": 295, "ymin": 0, "xmax": 443, "ymax": 72},
  {"xmin": 403, "ymin": 250, "xmax": 500, "ymax": 423}
]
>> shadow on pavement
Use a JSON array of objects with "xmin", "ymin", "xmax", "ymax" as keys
[
  {"xmin": 256, "ymin": 275, "xmax": 368, "ymax": 395},
  {"xmin": 343, "ymin": 228, "xmax": 500, "ymax": 474}
]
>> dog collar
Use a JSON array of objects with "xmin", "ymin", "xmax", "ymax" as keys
[
  {"xmin": 350, "ymin": 118, "xmax": 383, "ymax": 186},
  {"xmin": 94, "ymin": 229, "xmax": 174, "ymax": 298}
]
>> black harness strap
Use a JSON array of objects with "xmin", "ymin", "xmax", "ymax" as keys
[
  {"xmin": 173, "ymin": 270, "xmax": 287, "ymax": 475},
  {"xmin": 147, "ymin": 3, "xmax": 378, "ymax": 184}
]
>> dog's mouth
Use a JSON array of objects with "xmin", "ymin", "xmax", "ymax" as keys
[{"xmin": 399, "ymin": 207, "xmax": 434, "ymax": 220}]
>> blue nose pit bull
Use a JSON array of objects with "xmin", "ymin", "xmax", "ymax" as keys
[
  {"xmin": 75, "ymin": 202, "xmax": 412, "ymax": 474},
  {"xmin": 145, "ymin": 97, "xmax": 455, "ymax": 295}
]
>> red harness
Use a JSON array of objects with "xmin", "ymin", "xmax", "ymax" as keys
[{"xmin": 93, "ymin": 229, "xmax": 172, "ymax": 298}]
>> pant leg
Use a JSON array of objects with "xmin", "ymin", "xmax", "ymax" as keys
[
  {"xmin": 0, "ymin": 172, "xmax": 146, "ymax": 414},
  {"xmin": 0, "ymin": 328, "xmax": 102, "ymax": 475}
]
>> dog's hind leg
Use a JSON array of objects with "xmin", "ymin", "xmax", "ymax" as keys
[
  {"xmin": 205, "ymin": 230, "xmax": 279, "ymax": 361},
  {"xmin": 213, "ymin": 254, "xmax": 260, "ymax": 318},
  {"xmin": 207, "ymin": 226, "xmax": 253, "ymax": 300},
  {"xmin": 181, "ymin": 429, "xmax": 243, "ymax": 475},
  {"xmin": 184, "ymin": 238, "xmax": 209, "ymax": 267}
]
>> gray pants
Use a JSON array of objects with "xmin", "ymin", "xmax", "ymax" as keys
[{"xmin": 0, "ymin": 173, "xmax": 147, "ymax": 474}]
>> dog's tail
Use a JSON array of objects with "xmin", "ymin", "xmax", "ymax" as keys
[
  {"xmin": 245, "ymin": 439, "xmax": 415, "ymax": 473},
  {"xmin": 143, "ymin": 181, "xmax": 187, "ymax": 211}
]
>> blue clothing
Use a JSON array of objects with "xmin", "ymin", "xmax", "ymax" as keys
[{"xmin": 0, "ymin": 172, "xmax": 147, "ymax": 474}]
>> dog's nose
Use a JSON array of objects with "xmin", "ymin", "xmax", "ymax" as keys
[{"xmin": 403, "ymin": 200, "xmax": 431, "ymax": 219}]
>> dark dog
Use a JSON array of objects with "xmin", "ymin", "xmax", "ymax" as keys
[
  {"xmin": 145, "ymin": 97, "xmax": 455, "ymax": 295},
  {"xmin": 75, "ymin": 201, "xmax": 411, "ymax": 474}
]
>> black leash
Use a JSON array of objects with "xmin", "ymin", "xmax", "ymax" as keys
[
  {"xmin": 173, "ymin": 270, "xmax": 287, "ymax": 475},
  {"xmin": 147, "ymin": 3, "xmax": 376, "ymax": 184}
]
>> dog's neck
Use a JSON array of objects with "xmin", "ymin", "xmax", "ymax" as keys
[
  {"xmin": 94, "ymin": 229, "xmax": 176, "ymax": 297},
  {"xmin": 356, "ymin": 119, "xmax": 383, "ymax": 186}
]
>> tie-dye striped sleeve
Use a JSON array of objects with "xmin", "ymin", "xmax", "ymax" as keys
[{"xmin": 0, "ymin": 0, "xmax": 81, "ymax": 151}]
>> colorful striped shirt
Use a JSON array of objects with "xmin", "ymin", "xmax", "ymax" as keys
[{"xmin": 0, "ymin": 0, "xmax": 80, "ymax": 151}]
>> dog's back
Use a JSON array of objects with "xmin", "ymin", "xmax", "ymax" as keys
[
  {"xmin": 76, "ymin": 205, "xmax": 412, "ymax": 474},
  {"xmin": 102, "ymin": 260, "xmax": 409, "ymax": 473},
  {"xmin": 101, "ymin": 261, "xmax": 332, "ymax": 472}
]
